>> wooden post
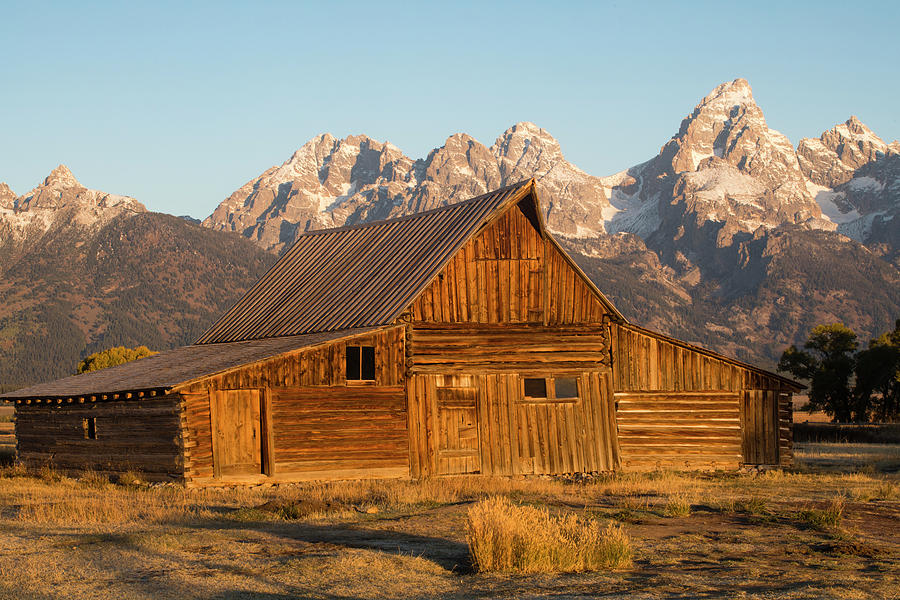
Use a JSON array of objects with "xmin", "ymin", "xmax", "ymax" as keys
[{"xmin": 260, "ymin": 387, "xmax": 275, "ymax": 477}]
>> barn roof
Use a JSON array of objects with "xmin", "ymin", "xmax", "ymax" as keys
[
  {"xmin": 0, "ymin": 328, "xmax": 378, "ymax": 400},
  {"xmin": 196, "ymin": 180, "xmax": 543, "ymax": 344}
]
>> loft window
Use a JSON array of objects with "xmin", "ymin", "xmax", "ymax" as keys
[
  {"xmin": 522, "ymin": 376, "xmax": 580, "ymax": 403},
  {"xmin": 82, "ymin": 417, "xmax": 97, "ymax": 440},
  {"xmin": 346, "ymin": 345, "xmax": 376, "ymax": 381}
]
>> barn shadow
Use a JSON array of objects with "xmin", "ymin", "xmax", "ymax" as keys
[{"xmin": 194, "ymin": 517, "xmax": 473, "ymax": 573}]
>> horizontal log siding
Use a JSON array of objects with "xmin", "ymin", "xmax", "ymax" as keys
[
  {"xmin": 408, "ymin": 326, "xmax": 610, "ymax": 374},
  {"xmin": 180, "ymin": 327, "xmax": 406, "ymax": 485},
  {"xmin": 15, "ymin": 396, "xmax": 183, "ymax": 480},
  {"xmin": 614, "ymin": 392, "xmax": 742, "ymax": 470},
  {"xmin": 778, "ymin": 392, "xmax": 794, "ymax": 467},
  {"xmin": 271, "ymin": 386, "xmax": 408, "ymax": 477}
]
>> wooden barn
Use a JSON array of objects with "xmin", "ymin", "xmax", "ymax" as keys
[{"xmin": 1, "ymin": 179, "xmax": 802, "ymax": 485}]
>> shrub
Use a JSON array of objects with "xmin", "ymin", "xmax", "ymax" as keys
[{"xmin": 466, "ymin": 496, "xmax": 633, "ymax": 573}]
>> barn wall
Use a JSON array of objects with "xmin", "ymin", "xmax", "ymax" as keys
[
  {"xmin": 179, "ymin": 327, "xmax": 407, "ymax": 486},
  {"xmin": 407, "ymin": 325, "xmax": 618, "ymax": 478},
  {"xmin": 270, "ymin": 386, "xmax": 407, "ymax": 479},
  {"xmin": 15, "ymin": 396, "xmax": 182, "ymax": 480},
  {"xmin": 610, "ymin": 323, "xmax": 795, "ymax": 468},
  {"xmin": 410, "ymin": 203, "xmax": 609, "ymax": 326}
]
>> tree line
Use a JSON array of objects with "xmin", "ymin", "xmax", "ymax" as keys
[{"xmin": 778, "ymin": 320, "xmax": 900, "ymax": 423}]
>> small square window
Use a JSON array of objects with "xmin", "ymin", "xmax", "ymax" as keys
[
  {"xmin": 82, "ymin": 417, "xmax": 97, "ymax": 440},
  {"xmin": 523, "ymin": 378, "xmax": 547, "ymax": 398},
  {"xmin": 346, "ymin": 345, "xmax": 376, "ymax": 381},
  {"xmin": 554, "ymin": 377, "xmax": 579, "ymax": 399}
]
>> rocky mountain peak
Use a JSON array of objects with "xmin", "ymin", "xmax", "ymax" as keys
[
  {"xmin": 0, "ymin": 183, "xmax": 16, "ymax": 209},
  {"xmin": 1, "ymin": 166, "xmax": 146, "ymax": 240},
  {"xmin": 42, "ymin": 164, "xmax": 84, "ymax": 190},
  {"xmin": 798, "ymin": 116, "xmax": 892, "ymax": 188}
]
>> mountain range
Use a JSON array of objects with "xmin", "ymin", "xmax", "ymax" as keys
[{"xmin": 2, "ymin": 78, "xmax": 898, "ymax": 387}]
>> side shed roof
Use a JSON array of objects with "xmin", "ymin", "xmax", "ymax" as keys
[{"xmin": 0, "ymin": 328, "xmax": 378, "ymax": 400}]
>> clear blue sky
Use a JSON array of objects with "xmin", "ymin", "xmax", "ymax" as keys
[{"xmin": 2, "ymin": 1, "xmax": 898, "ymax": 218}]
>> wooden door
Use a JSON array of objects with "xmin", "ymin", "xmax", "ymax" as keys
[
  {"xmin": 210, "ymin": 389, "xmax": 262, "ymax": 477},
  {"xmin": 741, "ymin": 391, "xmax": 779, "ymax": 465},
  {"xmin": 435, "ymin": 385, "xmax": 480, "ymax": 475}
]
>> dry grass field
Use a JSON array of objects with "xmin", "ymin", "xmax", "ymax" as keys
[{"xmin": 0, "ymin": 441, "xmax": 897, "ymax": 599}]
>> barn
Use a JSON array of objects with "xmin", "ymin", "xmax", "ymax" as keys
[{"xmin": 1, "ymin": 179, "xmax": 802, "ymax": 485}]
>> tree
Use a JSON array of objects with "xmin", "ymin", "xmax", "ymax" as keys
[
  {"xmin": 854, "ymin": 320, "xmax": 900, "ymax": 422},
  {"xmin": 76, "ymin": 346, "xmax": 158, "ymax": 374},
  {"xmin": 778, "ymin": 323, "xmax": 861, "ymax": 422}
]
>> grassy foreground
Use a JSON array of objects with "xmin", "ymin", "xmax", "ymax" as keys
[{"xmin": 0, "ymin": 443, "xmax": 898, "ymax": 599}]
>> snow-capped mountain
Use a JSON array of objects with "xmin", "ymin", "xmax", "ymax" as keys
[
  {"xmin": 798, "ymin": 117, "xmax": 900, "ymax": 255},
  {"xmin": 203, "ymin": 123, "xmax": 616, "ymax": 254},
  {"xmin": 0, "ymin": 165, "xmax": 146, "ymax": 244},
  {"xmin": 202, "ymin": 78, "xmax": 900, "ymax": 366}
]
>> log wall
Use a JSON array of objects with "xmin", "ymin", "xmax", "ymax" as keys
[
  {"xmin": 15, "ymin": 396, "xmax": 183, "ymax": 480},
  {"xmin": 179, "ymin": 327, "xmax": 406, "ymax": 486},
  {"xmin": 270, "ymin": 386, "xmax": 407, "ymax": 479},
  {"xmin": 610, "ymin": 323, "xmax": 795, "ymax": 468}
]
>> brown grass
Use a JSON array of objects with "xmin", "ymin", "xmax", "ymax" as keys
[{"xmin": 466, "ymin": 496, "xmax": 633, "ymax": 573}]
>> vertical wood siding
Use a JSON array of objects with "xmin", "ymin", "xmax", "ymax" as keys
[
  {"xmin": 15, "ymin": 396, "xmax": 183, "ymax": 480},
  {"xmin": 407, "ymin": 371, "xmax": 619, "ymax": 478},
  {"xmin": 411, "ymin": 204, "xmax": 609, "ymax": 326}
]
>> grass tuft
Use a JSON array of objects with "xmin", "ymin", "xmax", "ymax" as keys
[
  {"xmin": 662, "ymin": 493, "xmax": 692, "ymax": 518},
  {"xmin": 800, "ymin": 495, "xmax": 845, "ymax": 530},
  {"xmin": 466, "ymin": 496, "xmax": 633, "ymax": 573}
]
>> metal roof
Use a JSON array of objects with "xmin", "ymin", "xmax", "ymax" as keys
[
  {"xmin": 195, "ymin": 179, "xmax": 536, "ymax": 344},
  {"xmin": 0, "ymin": 329, "xmax": 378, "ymax": 400}
]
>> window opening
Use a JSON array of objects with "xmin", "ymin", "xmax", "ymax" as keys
[
  {"xmin": 523, "ymin": 378, "xmax": 547, "ymax": 398},
  {"xmin": 346, "ymin": 345, "xmax": 376, "ymax": 381},
  {"xmin": 522, "ymin": 376, "xmax": 581, "ymax": 403},
  {"xmin": 82, "ymin": 417, "xmax": 97, "ymax": 440},
  {"xmin": 554, "ymin": 377, "xmax": 579, "ymax": 399}
]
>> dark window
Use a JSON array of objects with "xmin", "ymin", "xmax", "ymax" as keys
[
  {"xmin": 346, "ymin": 346, "xmax": 360, "ymax": 380},
  {"xmin": 82, "ymin": 417, "xmax": 97, "ymax": 440},
  {"xmin": 554, "ymin": 377, "xmax": 579, "ymax": 399},
  {"xmin": 523, "ymin": 378, "xmax": 547, "ymax": 398},
  {"xmin": 346, "ymin": 345, "xmax": 376, "ymax": 381},
  {"xmin": 361, "ymin": 346, "xmax": 376, "ymax": 380}
]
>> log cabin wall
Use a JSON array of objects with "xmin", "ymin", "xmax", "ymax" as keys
[
  {"xmin": 610, "ymin": 323, "xmax": 794, "ymax": 469},
  {"xmin": 15, "ymin": 396, "xmax": 183, "ymax": 480},
  {"xmin": 177, "ymin": 327, "xmax": 407, "ymax": 486}
]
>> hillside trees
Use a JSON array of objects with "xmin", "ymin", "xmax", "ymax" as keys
[
  {"xmin": 76, "ymin": 346, "xmax": 157, "ymax": 374},
  {"xmin": 779, "ymin": 321, "xmax": 900, "ymax": 422}
]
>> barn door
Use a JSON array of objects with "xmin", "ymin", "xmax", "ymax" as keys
[
  {"xmin": 210, "ymin": 389, "xmax": 263, "ymax": 477},
  {"xmin": 435, "ymin": 382, "xmax": 480, "ymax": 475},
  {"xmin": 741, "ymin": 391, "xmax": 779, "ymax": 465}
]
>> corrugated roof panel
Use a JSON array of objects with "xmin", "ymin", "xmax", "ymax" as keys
[{"xmin": 0, "ymin": 329, "xmax": 379, "ymax": 400}]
